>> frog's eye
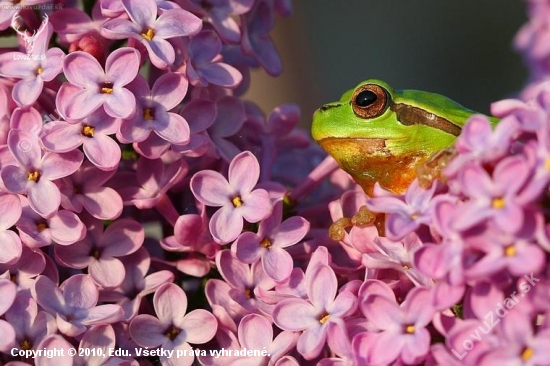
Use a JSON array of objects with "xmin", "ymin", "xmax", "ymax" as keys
[{"xmin": 351, "ymin": 84, "xmax": 388, "ymax": 119}]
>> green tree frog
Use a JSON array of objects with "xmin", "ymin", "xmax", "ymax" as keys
[{"xmin": 312, "ymin": 79, "xmax": 498, "ymax": 195}]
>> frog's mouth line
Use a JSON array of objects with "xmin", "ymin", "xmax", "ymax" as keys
[{"xmin": 317, "ymin": 137, "xmax": 388, "ymax": 155}]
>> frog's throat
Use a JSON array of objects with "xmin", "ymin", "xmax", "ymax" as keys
[{"xmin": 318, "ymin": 137, "xmax": 431, "ymax": 195}]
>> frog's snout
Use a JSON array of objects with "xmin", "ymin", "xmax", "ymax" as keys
[{"xmin": 319, "ymin": 103, "xmax": 343, "ymax": 112}]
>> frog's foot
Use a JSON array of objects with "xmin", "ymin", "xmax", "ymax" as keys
[
  {"xmin": 329, "ymin": 205, "xmax": 381, "ymax": 241},
  {"xmin": 416, "ymin": 147, "xmax": 457, "ymax": 189}
]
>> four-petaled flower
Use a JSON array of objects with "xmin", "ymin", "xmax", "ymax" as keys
[
  {"xmin": 101, "ymin": 0, "xmax": 202, "ymax": 69},
  {"xmin": 233, "ymin": 199, "xmax": 309, "ymax": 282},
  {"xmin": 129, "ymin": 283, "xmax": 218, "ymax": 366},
  {"xmin": 191, "ymin": 151, "xmax": 271, "ymax": 243},
  {"xmin": 1, "ymin": 130, "xmax": 83, "ymax": 217},
  {"xmin": 273, "ymin": 261, "xmax": 357, "ymax": 360},
  {"xmin": 58, "ymin": 47, "xmax": 140, "ymax": 119}
]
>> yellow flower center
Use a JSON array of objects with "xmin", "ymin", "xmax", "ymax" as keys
[
  {"xmin": 82, "ymin": 125, "xmax": 95, "ymax": 137},
  {"xmin": 504, "ymin": 244, "xmax": 516, "ymax": 257},
  {"xmin": 141, "ymin": 28, "xmax": 155, "ymax": 41},
  {"xmin": 99, "ymin": 82, "xmax": 114, "ymax": 94},
  {"xmin": 164, "ymin": 325, "xmax": 181, "ymax": 340},
  {"xmin": 405, "ymin": 324, "xmax": 415, "ymax": 334},
  {"xmin": 143, "ymin": 108, "xmax": 154, "ymax": 120},
  {"xmin": 36, "ymin": 66, "xmax": 43, "ymax": 75},
  {"xmin": 521, "ymin": 347, "xmax": 534, "ymax": 361},
  {"xmin": 319, "ymin": 314, "xmax": 330, "ymax": 324},
  {"xmin": 27, "ymin": 171, "xmax": 40, "ymax": 182},
  {"xmin": 20, "ymin": 340, "xmax": 32, "ymax": 351},
  {"xmin": 36, "ymin": 222, "xmax": 47, "ymax": 232},
  {"xmin": 545, "ymin": 157, "xmax": 550, "ymax": 170},
  {"xmin": 492, "ymin": 197, "xmax": 506, "ymax": 209},
  {"xmin": 260, "ymin": 237, "xmax": 272, "ymax": 248},
  {"xmin": 232, "ymin": 196, "xmax": 243, "ymax": 207},
  {"xmin": 91, "ymin": 249, "xmax": 101, "ymax": 260}
]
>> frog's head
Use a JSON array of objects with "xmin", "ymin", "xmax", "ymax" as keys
[{"xmin": 312, "ymin": 79, "xmax": 475, "ymax": 194}]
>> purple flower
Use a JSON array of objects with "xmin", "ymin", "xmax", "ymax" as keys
[
  {"xmin": 0, "ymin": 279, "xmax": 17, "ymax": 352},
  {"xmin": 76, "ymin": 325, "xmax": 123, "ymax": 366},
  {"xmin": 354, "ymin": 284, "xmax": 434, "ymax": 365},
  {"xmin": 465, "ymin": 226, "xmax": 545, "ymax": 279},
  {"xmin": 16, "ymin": 197, "xmax": 86, "ymax": 248},
  {"xmin": 212, "ymin": 249, "xmax": 276, "ymax": 314},
  {"xmin": 119, "ymin": 73, "xmax": 190, "ymax": 145},
  {"xmin": 57, "ymin": 161, "xmax": 123, "ymax": 220},
  {"xmin": 119, "ymin": 155, "xmax": 188, "ymax": 210},
  {"xmin": 33, "ymin": 334, "xmax": 75, "ymax": 365},
  {"xmin": 172, "ymin": 98, "xmax": 216, "ymax": 157},
  {"xmin": 477, "ymin": 310, "xmax": 550, "ymax": 365},
  {"xmin": 453, "ymin": 155, "xmax": 534, "ymax": 233},
  {"xmin": 1, "ymin": 130, "xmax": 83, "ymax": 217},
  {"xmin": 233, "ymin": 200, "xmax": 309, "ymax": 282},
  {"xmin": 0, "ymin": 193, "xmax": 22, "ymax": 264},
  {"xmin": 231, "ymin": 314, "xmax": 298, "ymax": 365},
  {"xmin": 445, "ymin": 115, "xmax": 517, "ymax": 177},
  {"xmin": 362, "ymin": 233, "xmax": 428, "ymax": 286},
  {"xmin": 55, "ymin": 218, "xmax": 144, "ymax": 288},
  {"xmin": 32, "ymin": 274, "xmax": 123, "ymax": 337},
  {"xmin": 99, "ymin": 248, "xmax": 175, "ymax": 321},
  {"xmin": 366, "ymin": 180, "xmax": 436, "ymax": 241},
  {"xmin": 179, "ymin": 0, "xmax": 254, "ymax": 43},
  {"xmin": 241, "ymin": 0, "xmax": 282, "ymax": 76},
  {"xmin": 5, "ymin": 291, "xmax": 56, "ymax": 357},
  {"xmin": 129, "ymin": 283, "xmax": 218, "ymax": 366},
  {"xmin": 0, "ymin": 247, "xmax": 46, "ymax": 290},
  {"xmin": 41, "ymin": 109, "xmax": 121, "ymax": 171},
  {"xmin": 184, "ymin": 30, "xmax": 242, "ymax": 88},
  {"xmin": 273, "ymin": 260, "xmax": 357, "ymax": 360},
  {"xmin": 0, "ymin": 23, "xmax": 65, "ymax": 107},
  {"xmin": 207, "ymin": 96, "xmax": 246, "ymax": 161},
  {"xmin": 57, "ymin": 47, "xmax": 140, "ymax": 119},
  {"xmin": 101, "ymin": 0, "xmax": 202, "ymax": 69},
  {"xmin": 190, "ymin": 151, "xmax": 271, "ymax": 243}
]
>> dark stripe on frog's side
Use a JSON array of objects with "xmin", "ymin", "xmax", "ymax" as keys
[{"xmin": 390, "ymin": 102, "xmax": 462, "ymax": 136}]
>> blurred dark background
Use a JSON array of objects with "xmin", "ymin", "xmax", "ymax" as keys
[{"xmin": 245, "ymin": 0, "xmax": 529, "ymax": 126}]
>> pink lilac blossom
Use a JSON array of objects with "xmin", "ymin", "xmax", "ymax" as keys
[
  {"xmin": 233, "ymin": 199, "xmax": 309, "ymax": 282},
  {"xmin": 129, "ymin": 283, "xmax": 217, "ymax": 366},
  {"xmin": 57, "ymin": 47, "xmax": 140, "ymax": 119},
  {"xmin": 2, "ymin": 1, "xmax": 550, "ymax": 365},
  {"xmin": 191, "ymin": 150, "xmax": 271, "ymax": 243},
  {"xmin": 101, "ymin": 0, "xmax": 202, "ymax": 69},
  {"xmin": 1, "ymin": 130, "xmax": 83, "ymax": 217},
  {"xmin": 0, "ymin": 23, "xmax": 65, "ymax": 107},
  {"xmin": 55, "ymin": 218, "xmax": 144, "ymax": 288}
]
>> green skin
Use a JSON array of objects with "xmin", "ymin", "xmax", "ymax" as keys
[{"xmin": 312, "ymin": 79, "xmax": 498, "ymax": 195}]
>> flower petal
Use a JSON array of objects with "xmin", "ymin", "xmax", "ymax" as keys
[
  {"xmin": 228, "ymin": 151, "xmax": 259, "ymax": 194},
  {"xmin": 190, "ymin": 170, "xmax": 232, "ymax": 206},
  {"xmin": 180, "ymin": 309, "xmax": 217, "ymax": 344},
  {"xmin": 210, "ymin": 205, "xmax": 243, "ymax": 243},
  {"xmin": 12, "ymin": 77, "xmax": 43, "ymax": 107},
  {"xmin": 154, "ymin": 283, "xmax": 187, "ymax": 324},
  {"xmin": 154, "ymin": 9, "xmax": 202, "ymax": 38},
  {"xmin": 83, "ymin": 133, "xmax": 121, "ymax": 171},
  {"xmin": 122, "ymin": 0, "xmax": 156, "ymax": 26},
  {"xmin": 28, "ymin": 179, "xmax": 61, "ymax": 217},
  {"xmin": 103, "ymin": 88, "xmax": 136, "ymax": 119},
  {"xmin": 129, "ymin": 314, "xmax": 167, "ymax": 348},
  {"xmin": 105, "ymin": 47, "xmax": 141, "ymax": 87},
  {"xmin": 63, "ymin": 51, "xmax": 104, "ymax": 88},
  {"xmin": 41, "ymin": 150, "xmax": 84, "ymax": 180}
]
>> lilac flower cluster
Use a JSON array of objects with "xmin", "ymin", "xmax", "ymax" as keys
[{"xmin": 0, "ymin": 0, "xmax": 549, "ymax": 365}]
